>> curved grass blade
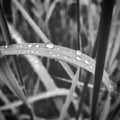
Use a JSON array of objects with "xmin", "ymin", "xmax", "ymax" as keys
[
  {"xmin": 11, "ymin": 0, "xmax": 75, "ymax": 80},
  {"xmin": 91, "ymin": 0, "xmax": 114, "ymax": 120},
  {"xmin": 0, "ymin": 43, "xmax": 113, "ymax": 93},
  {"xmin": 0, "ymin": 88, "xmax": 77, "ymax": 111},
  {"xmin": 8, "ymin": 24, "xmax": 64, "ymax": 113},
  {"xmin": 0, "ymin": 58, "xmax": 30, "ymax": 108}
]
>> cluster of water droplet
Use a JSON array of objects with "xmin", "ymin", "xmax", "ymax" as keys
[
  {"xmin": 0, "ymin": 43, "xmax": 96, "ymax": 70},
  {"xmin": 0, "ymin": 42, "xmax": 114, "ymax": 92}
]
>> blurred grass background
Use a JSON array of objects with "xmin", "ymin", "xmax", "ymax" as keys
[{"xmin": 0, "ymin": 0, "xmax": 120, "ymax": 120}]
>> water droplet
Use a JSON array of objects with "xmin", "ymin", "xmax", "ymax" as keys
[
  {"xmin": 64, "ymin": 56, "xmax": 68, "ymax": 59},
  {"xmin": 90, "ymin": 65, "xmax": 94, "ymax": 69},
  {"xmin": 56, "ymin": 54, "xmax": 59, "ymax": 57},
  {"xmin": 19, "ymin": 44, "xmax": 23, "ymax": 47},
  {"xmin": 36, "ymin": 45, "xmax": 39, "ymax": 48},
  {"xmin": 46, "ymin": 43, "xmax": 54, "ymax": 49},
  {"xmin": 52, "ymin": 54, "xmax": 56, "ymax": 57},
  {"xmin": 5, "ymin": 45, "xmax": 8, "ymax": 48},
  {"xmin": 35, "ymin": 60, "xmax": 38, "ymax": 63},
  {"xmin": 28, "ymin": 44, "xmax": 32, "ymax": 48},
  {"xmin": 76, "ymin": 50, "xmax": 82, "ymax": 56},
  {"xmin": 76, "ymin": 56, "xmax": 81, "ymax": 61},
  {"xmin": 85, "ymin": 60, "xmax": 90, "ymax": 64},
  {"xmin": 109, "ymin": 85, "xmax": 112, "ymax": 90}
]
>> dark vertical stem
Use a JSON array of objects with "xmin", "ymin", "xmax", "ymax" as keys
[
  {"xmin": 76, "ymin": 0, "xmax": 114, "ymax": 119},
  {"xmin": 91, "ymin": 0, "xmax": 114, "ymax": 120}
]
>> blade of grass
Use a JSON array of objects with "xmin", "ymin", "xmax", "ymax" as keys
[
  {"xmin": 109, "ymin": 93, "xmax": 120, "ymax": 120},
  {"xmin": 0, "ymin": 1, "xmax": 26, "ymax": 95},
  {"xmin": 53, "ymin": 76, "xmax": 99, "ymax": 90},
  {"xmin": 76, "ymin": 0, "xmax": 98, "ymax": 116},
  {"xmin": 8, "ymin": 24, "xmax": 64, "ymax": 112},
  {"xmin": 91, "ymin": 0, "xmax": 114, "ymax": 120},
  {"xmin": 0, "ymin": 90, "xmax": 17, "ymax": 114},
  {"xmin": 0, "ymin": 3, "xmax": 33, "ymax": 119},
  {"xmin": 0, "ymin": 43, "xmax": 113, "ymax": 93},
  {"xmin": 106, "ymin": 0, "xmax": 120, "ymax": 70},
  {"xmin": 76, "ymin": 71, "xmax": 92, "ymax": 119},
  {"xmin": 8, "ymin": 24, "xmax": 57, "ymax": 90},
  {"xmin": 45, "ymin": 0, "xmax": 61, "ymax": 24},
  {"xmin": 12, "ymin": 0, "xmax": 75, "ymax": 80},
  {"xmin": 108, "ymin": 27, "xmax": 120, "ymax": 73},
  {"xmin": 0, "ymin": 88, "xmax": 77, "ymax": 111},
  {"xmin": 99, "ymin": 93, "xmax": 111, "ymax": 120},
  {"xmin": 0, "ymin": 111, "xmax": 6, "ymax": 120},
  {"xmin": 88, "ymin": 0, "xmax": 94, "ymax": 48},
  {"xmin": 109, "ymin": 59, "xmax": 118, "ymax": 76},
  {"xmin": 0, "ymin": 59, "xmax": 30, "ymax": 108},
  {"xmin": 75, "ymin": 0, "xmax": 85, "ymax": 119},
  {"xmin": 58, "ymin": 68, "xmax": 80, "ymax": 120},
  {"xmin": 109, "ymin": 99, "xmax": 120, "ymax": 120}
]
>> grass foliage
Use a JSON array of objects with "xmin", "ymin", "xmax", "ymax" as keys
[{"xmin": 0, "ymin": 0, "xmax": 119, "ymax": 120}]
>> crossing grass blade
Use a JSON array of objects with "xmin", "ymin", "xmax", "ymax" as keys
[
  {"xmin": 0, "ymin": 1, "xmax": 26, "ymax": 95},
  {"xmin": 8, "ymin": 24, "xmax": 65, "ymax": 112},
  {"xmin": 0, "ymin": 42, "xmax": 113, "ymax": 92},
  {"xmin": 99, "ymin": 93, "xmax": 111, "ymax": 120},
  {"xmin": 107, "ymin": 27, "xmax": 120, "ymax": 73},
  {"xmin": 0, "ymin": 1, "xmax": 31, "ymax": 111},
  {"xmin": 12, "ymin": 0, "xmax": 75, "ymax": 80},
  {"xmin": 106, "ymin": 0, "xmax": 120, "ymax": 70},
  {"xmin": 91, "ymin": 0, "xmax": 114, "ymax": 120},
  {"xmin": 0, "ymin": 58, "xmax": 29, "ymax": 107},
  {"xmin": 0, "ymin": 88, "xmax": 77, "ymax": 111},
  {"xmin": 0, "ymin": 3, "xmax": 33, "ymax": 119},
  {"xmin": 58, "ymin": 68, "xmax": 80, "ymax": 120}
]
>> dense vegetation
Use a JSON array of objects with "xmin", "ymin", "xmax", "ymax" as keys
[{"xmin": 0, "ymin": 0, "xmax": 119, "ymax": 120}]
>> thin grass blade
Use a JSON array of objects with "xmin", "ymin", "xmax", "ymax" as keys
[
  {"xmin": 0, "ymin": 42, "xmax": 113, "ymax": 92},
  {"xmin": 0, "ymin": 2, "xmax": 26, "ymax": 95},
  {"xmin": 99, "ymin": 93, "xmax": 111, "ymax": 120},
  {"xmin": 0, "ymin": 58, "xmax": 29, "ymax": 107},
  {"xmin": 12, "ymin": 0, "xmax": 75, "ymax": 80},
  {"xmin": 8, "ymin": 24, "xmax": 64, "ymax": 112},
  {"xmin": 58, "ymin": 68, "xmax": 80, "ymax": 120}
]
